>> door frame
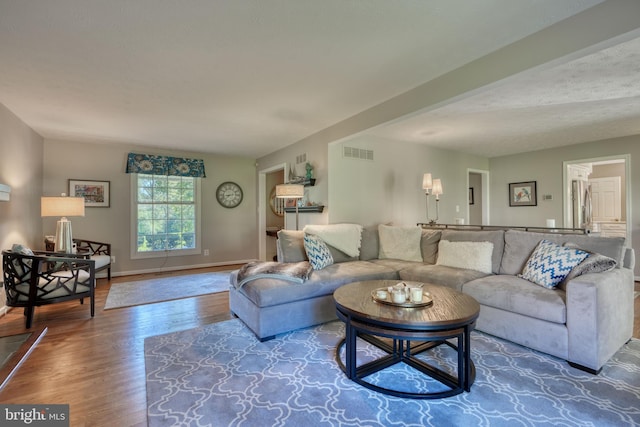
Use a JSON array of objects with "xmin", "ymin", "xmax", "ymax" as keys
[{"xmin": 562, "ymin": 154, "xmax": 631, "ymax": 239}]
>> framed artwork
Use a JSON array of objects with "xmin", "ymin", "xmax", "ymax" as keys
[
  {"xmin": 69, "ymin": 179, "xmax": 110, "ymax": 207},
  {"xmin": 468, "ymin": 188, "xmax": 474, "ymax": 205},
  {"xmin": 509, "ymin": 181, "xmax": 537, "ymax": 207}
]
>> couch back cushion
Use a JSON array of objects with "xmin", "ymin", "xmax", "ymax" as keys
[
  {"xmin": 277, "ymin": 229, "xmax": 358, "ymax": 263},
  {"xmin": 378, "ymin": 225, "xmax": 423, "ymax": 262},
  {"xmin": 359, "ymin": 225, "xmax": 380, "ymax": 261},
  {"xmin": 421, "ymin": 230, "xmax": 441, "ymax": 264},
  {"xmin": 500, "ymin": 229, "xmax": 626, "ymax": 275},
  {"xmin": 440, "ymin": 229, "xmax": 504, "ymax": 274},
  {"xmin": 277, "ymin": 230, "xmax": 307, "ymax": 262}
]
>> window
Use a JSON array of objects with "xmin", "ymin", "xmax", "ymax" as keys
[{"xmin": 131, "ymin": 174, "xmax": 201, "ymax": 258}]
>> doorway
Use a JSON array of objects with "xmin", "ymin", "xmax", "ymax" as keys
[
  {"xmin": 563, "ymin": 155, "xmax": 630, "ymax": 240},
  {"xmin": 258, "ymin": 163, "xmax": 286, "ymax": 261},
  {"xmin": 467, "ymin": 169, "xmax": 490, "ymax": 225}
]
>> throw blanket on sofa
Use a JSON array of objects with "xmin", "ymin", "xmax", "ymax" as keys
[
  {"xmin": 235, "ymin": 261, "xmax": 313, "ymax": 289},
  {"xmin": 303, "ymin": 224, "xmax": 363, "ymax": 257}
]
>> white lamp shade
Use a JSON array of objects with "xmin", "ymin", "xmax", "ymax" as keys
[
  {"xmin": 432, "ymin": 179, "xmax": 443, "ymax": 196},
  {"xmin": 275, "ymin": 184, "xmax": 304, "ymax": 198},
  {"xmin": 422, "ymin": 173, "xmax": 432, "ymax": 190},
  {"xmin": 41, "ymin": 196, "xmax": 85, "ymax": 217}
]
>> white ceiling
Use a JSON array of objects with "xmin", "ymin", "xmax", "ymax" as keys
[{"xmin": 1, "ymin": 0, "xmax": 638, "ymax": 159}]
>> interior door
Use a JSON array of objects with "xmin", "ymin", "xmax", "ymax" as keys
[{"xmin": 589, "ymin": 176, "xmax": 621, "ymax": 222}]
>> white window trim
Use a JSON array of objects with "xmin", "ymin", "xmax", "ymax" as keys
[{"xmin": 130, "ymin": 173, "xmax": 202, "ymax": 259}]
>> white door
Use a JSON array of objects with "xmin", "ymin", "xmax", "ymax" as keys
[{"xmin": 589, "ymin": 177, "xmax": 621, "ymax": 222}]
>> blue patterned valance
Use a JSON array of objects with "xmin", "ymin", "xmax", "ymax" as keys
[{"xmin": 126, "ymin": 153, "xmax": 206, "ymax": 177}]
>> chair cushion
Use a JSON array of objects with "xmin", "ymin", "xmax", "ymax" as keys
[
  {"xmin": 13, "ymin": 270, "xmax": 92, "ymax": 302},
  {"xmin": 91, "ymin": 254, "xmax": 111, "ymax": 269}
]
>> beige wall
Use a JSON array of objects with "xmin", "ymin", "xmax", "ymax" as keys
[
  {"xmin": 43, "ymin": 139, "xmax": 258, "ymax": 276},
  {"xmin": 328, "ymin": 136, "xmax": 489, "ymax": 226},
  {"xmin": 489, "ymin": 136, "xmax": 639, "ymax": 277},
  {"xmin": 0, "ymin": 102, "xmax": 44, "ymax": 311}
]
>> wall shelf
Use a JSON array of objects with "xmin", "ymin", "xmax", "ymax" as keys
[
  {"xmin": 284, "ymin": 205, "xmax": 324, "ymax": 213},
  {"xmin": 287, "ymin": 178, "xmax": 316, "ymax": 187}
]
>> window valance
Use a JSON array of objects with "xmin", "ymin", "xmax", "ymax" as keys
[{"xmin": 126, "ymin": 153, "xmax": 206, "ymax": 177}]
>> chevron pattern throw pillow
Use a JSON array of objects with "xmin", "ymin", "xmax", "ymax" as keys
[
  {"xmin": 303, "ymin": 234, "xmax": 334, "ymax": 270},
  {"xmin": 518, "ymin": 239, "xmax": 589, "ymax": 289}
]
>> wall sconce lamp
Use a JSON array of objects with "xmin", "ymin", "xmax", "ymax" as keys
[
  {"xmin": 41, "ymin": 194, "xmax": 85, "ymax": 252},
  {"xmin": 275, "ymin": 184, "xmax": 305, "ymax": 230},
  {"xmin": 422, "ymin": 173, "xmax": 444, "ymax": 225},
  {"xmin": 0, "ymin": 183, "xmax": 11, "ymax": 202}
]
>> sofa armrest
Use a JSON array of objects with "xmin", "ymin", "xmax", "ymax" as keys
[{"xmin": 565, "ymin": 267, "xmax": 634, "ymax": 372}]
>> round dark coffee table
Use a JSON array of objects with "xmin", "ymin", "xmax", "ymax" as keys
[{"xmin": 333, "ymin": 279, "xmax": 480, "ymax": 399}]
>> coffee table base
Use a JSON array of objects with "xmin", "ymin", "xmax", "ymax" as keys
[{"xmin": 335, "ymin": 316, "xmax": 476, "ymax": 399}]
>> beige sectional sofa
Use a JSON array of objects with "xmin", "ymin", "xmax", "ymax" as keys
[{"xmin": 229, "ymin": 225, "xmax": 635, "ymax": 374}]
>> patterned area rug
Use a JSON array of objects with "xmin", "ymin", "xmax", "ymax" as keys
[
  {"xmin": 104, "ymin": 272, "xmax": 231, "ymax": 310},
  {"xmin": 144, "ymin": 319, "xmax": 640, "ymax": 427}
]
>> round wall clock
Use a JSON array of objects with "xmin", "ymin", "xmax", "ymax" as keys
[{"xmin": 216, "ymin": 181, "xmax": 243, "ymax": 208}]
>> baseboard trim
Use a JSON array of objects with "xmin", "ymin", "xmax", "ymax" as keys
[{"xmin": 106, "ymin": 259, "xmax": 255, "ymax": 278}]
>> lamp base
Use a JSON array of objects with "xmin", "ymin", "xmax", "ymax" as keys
[{"xmin": 54, "ymin": 217, "xmax": 74, "ymax": 253}]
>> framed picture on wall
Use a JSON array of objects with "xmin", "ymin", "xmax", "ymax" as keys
[
  {"xmin": 69, "ymin": 179, "xmax": 110, "ymax": 207},
  {"xmin": 509, "ymin": 181, "xmax": 537, "ymax": 207}
]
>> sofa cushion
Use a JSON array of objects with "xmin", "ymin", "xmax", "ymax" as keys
[
  {"xmin": 233, "ymin": 261, "xmax": 398, "ymax": 308},
  {"xmin": 463, "ymin": 275, "xmax": 567, "ymax": 324},
  {"xmin": 378, "ymin": 224, "xmax": 422, "ymax": 262},
  {"xmin": 277, "ymin": 230, "xmax": 307, "ymax": 262},
  {"xmin": 500, "ymin": 230, "xmax": 626, "ymax": 275},
  {"xmin": 436, "ymin": 240, "xmax": 493, "ymax": 274},
  {"xmin": 518, "ymin": 240, "xmax": 589, "ymax": 289},
  {"xmin": 440, "ymin": 230, "xmax": 504, "ymax": 274},
  {"xmin": 420, "ymin": 230, "xmax": 441, "ymax": 264},
  {"xmin": 303, "ymin": 234, "xmax": 334, "ymax": 270},
  {"xmin": 370, "ymin": 258, "xmax": 423, "ymax": 272},
  {"xmin": 398, "ymin": 264, "xmax": 490, "ymax": 292},
  {"xmin": 359, "ymin": 225, "xmax": 380, "ymax": 261}
]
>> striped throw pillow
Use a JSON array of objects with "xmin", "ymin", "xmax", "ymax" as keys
[{"xmin": 303, "ymin": 234, "xmax": 334, "ymax": 270}]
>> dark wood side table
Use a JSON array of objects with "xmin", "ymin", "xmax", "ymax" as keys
[{"xmin": 333, "ymin": 280, "xmax": 480, "ymax": 399}]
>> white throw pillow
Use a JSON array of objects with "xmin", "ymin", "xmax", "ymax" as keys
[
  {"xmin": 377, "ymin": 225, "xmax": 422, "ymax": 262},
  {"xmin": 436, "ymin": 240, "xmax": 494, "ymax": 274}
]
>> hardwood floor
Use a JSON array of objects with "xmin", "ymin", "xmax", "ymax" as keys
[
  {"xmin": 0, "ymin": 265, "xmax": 240, "ymax": 427},
  {"xmin": 0, "ymin": 268, "xmax": 638, "ymax": 427}
]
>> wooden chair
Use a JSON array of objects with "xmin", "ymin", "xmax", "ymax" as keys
[
  {"xmin": 73, "ymin": 238, "xmax": 111, "ymax": 280},
  {"xmin": 2, "ymin": 250, "xmax": 96, "ymax": 328}
]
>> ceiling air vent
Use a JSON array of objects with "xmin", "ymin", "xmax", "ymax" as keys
[{"xmin": 343, "ymin": 146, "xmax": 374, "ymax": 161}]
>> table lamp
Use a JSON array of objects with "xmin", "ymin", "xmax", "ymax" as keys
[
  {"xmin": 41, "ymin": 195, "xmax": 85, "ymax": 252},
  {"xmin": 275, "ymin": 184, "xmax": 304, "ymax": 230},
  {"xmin": 422, "ymin": 173, "xmax": 443, "ymax": 225}
]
